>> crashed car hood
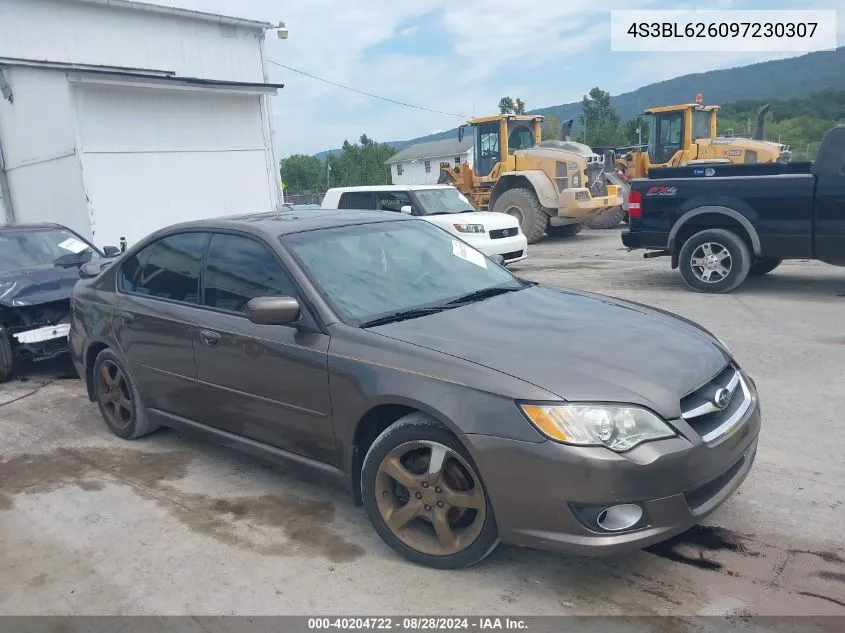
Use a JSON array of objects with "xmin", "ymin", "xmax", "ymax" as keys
[
  {"xmin": 0, "ymin": 266, "xmax": 80, "ymax": 307},
  {"xmin": 370, "ymin": 285, "xmax": 730, "ymax": 419}
]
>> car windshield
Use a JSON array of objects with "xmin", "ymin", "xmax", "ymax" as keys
[
  {"xmin": 281, "ymin": 219, "xmax": 524, "ymax": 325},
  {"xmin": 0, "ymin": 227, "xmax": 101, "ymax": 273},
  {"xmin": 413, "ymin": 188, "xmax": 476, "ymax": 215}
]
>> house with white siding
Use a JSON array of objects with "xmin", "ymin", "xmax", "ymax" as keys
[
  {"xmin": 0, "ymin": 0, "xmax": 285, "ymax": 249},
  {"xmin": 385, "ymin": 136, "xmax": 473, "ymax": 185}
]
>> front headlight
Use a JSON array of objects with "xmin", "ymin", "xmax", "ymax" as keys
[
  {"xmin": 519, "ymin": 403, "xmax": 675, "ymax": 452},
  {"xmin": 453, "ymin": 223, "xmax": 485, "ymax": 233}
]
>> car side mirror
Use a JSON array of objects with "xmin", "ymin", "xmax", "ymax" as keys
[
  {"xmin": 246, "ymin": 296, "xmax": 301, "ymax": 325},
  {"xmin": 103, "ymin": 245, "xmax": 121, "ymax": 257},
  {"xmin": 400, "ymin": 205, "xmax": 413, "ymax": 215},
  {"xmin": 489, "ymin": 253, "xmax": 505, "ymax": 265},
  {"xmin": 79, "ymin": 259, "xmax": 114, "ymax": 279}
]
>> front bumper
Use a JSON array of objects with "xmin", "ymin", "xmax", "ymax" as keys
[
  {"xmin": 463, "ymin": 233, "xmax": 528, "ymax": 264},
  {"xmin": 556, "ymin": 185, "xmax": 623, "ymax": 221},
  {"xmin": 461, "ymin": 384, "xmax": 761, "ymax": 556}
]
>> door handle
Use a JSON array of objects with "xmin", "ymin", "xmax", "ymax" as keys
[
  {"xmin": 118, "ymin": 312, "xmax": 135, "ymax": 325},
  {"xmin": 199, "ymin": 330, "xmax": 221, "ymax": 346}
]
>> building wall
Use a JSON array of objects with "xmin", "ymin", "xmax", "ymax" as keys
[
  {"xmin": 390, "ymin": 149, "xmax": 473, "ymax": 185},
  {"xmin": 0, "ymin": 0, "xmax": 265, "ymax": 82},
  {"xmin": 0, "ymin": 0, "xmax": 282, "ymax": 245}
]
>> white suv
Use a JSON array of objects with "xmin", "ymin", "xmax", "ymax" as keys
[{"xmin": 321, "ymin": 185, "xmax": 528, "ymax": 264}]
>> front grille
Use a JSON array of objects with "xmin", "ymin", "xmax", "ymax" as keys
[
  {"xmin": 586, "ymin": 164, "xmax": 609, "ymax": 196},
  {"xmin": 501, "ymin": 250, "xmax": 524, "ymax": 261},
  {"xmin": 489, "ymin": 228, "xmax": 518, "ymax": 240},
  {"xmin": 680, "ymin": 364, "xmax": 752, "ymax": 444}
]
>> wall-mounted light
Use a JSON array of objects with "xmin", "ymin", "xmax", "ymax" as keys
[{"xmin": 276, "ymin": 21, "xmax": 289, "ymax": 39}]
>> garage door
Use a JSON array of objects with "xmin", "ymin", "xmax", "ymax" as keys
[{"xmin": 73, "ymin": 82, "xmax": 276, "ymax": 248}]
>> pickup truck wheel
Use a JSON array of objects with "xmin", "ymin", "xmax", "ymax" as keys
[
  {"xmin": 748, "ymin": 257, "xmax": 782, "ymax": 276},
  {"xmin": 678, "ymin": 229, "xmax": 751, "ymax": 294},
  {"xmin": 491, "ymin": 188, "xmax": 548, "ymax": 244}
]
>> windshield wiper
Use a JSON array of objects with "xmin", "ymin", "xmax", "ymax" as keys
[
  {"xmin": 447, "ymin": 285, "xmax": 523, "ymax": 305},
  {"xmin": 359, "ymin": 306, "xmax": 455, "ymax": 328}
]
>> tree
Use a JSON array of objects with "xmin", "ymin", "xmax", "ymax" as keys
[
  {"xmin": 498, "ymin": 96, "xmax": 515, "ymax": 114},
  {"xmin": 578, "ymin": 87, "xmax": 622, "ymax": 147},
  {"xmin": 541, "ymin": 114, "xmax": 562, "ymax": 141},
  {"xmin": 324, "ymin": 134, "xmax": 397, "ymax": 188},
  {"xmin": 279, "ymin": 154, "xmax": 324, "ymax": 194},
  {"xmin": 621, "ymin": 116, "xmax": 649, "ymax": 146},
  {"xmin": 498, "ymin": 96, "xmax": 526, "ymax": 114}
]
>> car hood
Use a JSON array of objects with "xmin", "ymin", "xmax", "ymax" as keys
[
  {"xmin": 423, "ymin": 211, "xmax": 518, "ymax": 231},
  {"xmin": 370, "ymin": 285, "xmax": 730, "ymax": 419},
  {"xmin": 0, "ymin": 266, "xmax": 79, "ymax": 308}
]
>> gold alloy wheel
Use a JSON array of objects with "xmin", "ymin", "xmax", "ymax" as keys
[
  {"xmin": 96, "ymin": 360, "xmax": 132, "ymax": 431},
  {"xmin": 374, "ymin": 440, "xmax": 487, "ymax": 556}
]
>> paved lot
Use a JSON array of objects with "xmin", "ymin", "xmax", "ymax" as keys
[{"xmin": 1, "ymin": 228, "xmax": 843, "ymax": 616}]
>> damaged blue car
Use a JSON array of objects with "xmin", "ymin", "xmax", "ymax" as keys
[{"xmin": 0, "ymin": 222, "xmax": 120, "ymax": 382}]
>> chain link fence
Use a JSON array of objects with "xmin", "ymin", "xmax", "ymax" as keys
[{"xmin": 282, "ymin": 191, "xmax": 325, "ymax": 206}]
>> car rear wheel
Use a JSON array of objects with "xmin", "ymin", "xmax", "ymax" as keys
[
  {"xmin": 93, "ymin": 348, "xmax": 158, "ymax": 439},
  {"xmin": 748, "ymin": 257, "xmax": 782, "ymax": 276},
  {"xmin": 0, "ymin": 330, "xmax": 14, "ymax": 383},
  {"xmin": 361, "ymin": 412, "xmax": 499, "ymax": 569},
  {"xmin": 678, "ymin": 229, "xmax": 751, "ymax": 294}
]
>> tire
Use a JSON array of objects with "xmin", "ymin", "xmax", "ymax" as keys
[
  {"xmin": 437, "ymin": 171, "xmax": 452, "ymax": 185},
  {"xmin": 546, "ymin": 223, "xmax": 583, "ymax": 238},
  {"xmin": 92, "ymin": 347, "xmax": 158, "ymax": 439},
  {"xmin": 678, "ymin": 229, "xmax": 752, "ymax": 294},
  {"xmin": 0, "ymin": 329, "xmax": 13, "ymax": 383},
  {"xmin": 491, "ymin": 188, "xmax": 548, "ymax": 244},
  {"xmin": 361, "ymin": 412, "xmax": 499, "ymax": 569},
  {"xmin": 585, "ymin": 206, "xmax": 626, "ymax": 230},
  {"xmin": 748, "ymin": 257, "xmax": 782, "ymax": 276}
]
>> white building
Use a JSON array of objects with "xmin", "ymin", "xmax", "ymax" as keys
[
  {"xmin": 0, "ymin": 0, "xmax": 284, "ymax": 249},
  {"xmin": 386, "ymin": 137, "xmax": 473, "ymax": 185}
]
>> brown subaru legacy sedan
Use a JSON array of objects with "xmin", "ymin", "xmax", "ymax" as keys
[{"xmin": 69, "ymin": 209, "xmax": 760, "ymax": 569}]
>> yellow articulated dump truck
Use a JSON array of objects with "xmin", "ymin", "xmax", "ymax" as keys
[
  {"xmin": 438, "ymin": 114, "xmax": 622, "ymax": 244},
  {"xmin": 614, "ymin": 94, "xmax": 791, "ymax": 180}
]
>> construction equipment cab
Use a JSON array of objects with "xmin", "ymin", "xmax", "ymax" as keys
[
  {"xmin": 438, "ymin": 114, "xmax": 622, "ymax": 244},
  {"xmin": 616, "ymin": 95, "xmax": 791, "ymax": 179}
]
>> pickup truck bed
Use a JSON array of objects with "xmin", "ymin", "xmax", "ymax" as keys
[{"xmin": 621, "ymin": 125, "xmax": 845, "ymax": 293}]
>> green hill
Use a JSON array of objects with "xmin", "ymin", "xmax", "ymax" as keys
[{"xmin": 313, "ymin": 46, "xmax": 845, "ymax": 159}]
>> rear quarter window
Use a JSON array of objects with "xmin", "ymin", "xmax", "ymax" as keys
[{"xmin": 338, "ymin": 192, "xmax": 375, "ymax": 210}]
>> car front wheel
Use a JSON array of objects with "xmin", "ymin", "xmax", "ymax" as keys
[
  {"xmin": 361, "ymin": 412, "xmax": 499, "ymax": 569},
  {"xmin": 678, "ymin": 229, "xmax": 751, "ymax": 294}
]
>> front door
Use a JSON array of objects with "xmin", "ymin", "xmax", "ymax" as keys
[
  {"xmin": 474, "ymin": 122, "xmax": 500, "ymax": 176},
  {"xmin": 191, "ymin": 232, "xmax": 335, "ymax": 463},
  {"xmin": 113, "ymin": 231, "xmax": 209, "ymax": 417}
]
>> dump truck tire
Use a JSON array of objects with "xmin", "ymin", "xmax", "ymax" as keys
[
  {"xmin": 492, "ymin": 188, "xmax": 548, "ymax": 244},
  {"xmin": 585, "ymin": 206, "xmax": 626, "ymax": 230},
  {"xmin": 0, "ymin": 330, "xmax": 14, "ymax": 383},
  {"xmin": 546, "ymin": 223, "xmax": 583, "ymax": 238}
]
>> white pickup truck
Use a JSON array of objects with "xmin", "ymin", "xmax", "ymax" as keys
[{"xmin": 321, "ymin": 185, "xmax": 528, "ymax": 265}]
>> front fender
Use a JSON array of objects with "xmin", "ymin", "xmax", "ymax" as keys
[{"xmin": 493, "ymin": 170, "xmax": 558, "ymax": 209}]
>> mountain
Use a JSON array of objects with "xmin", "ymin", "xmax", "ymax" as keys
[{"xmin": 313, "ymin": 46, "xmax": 845, "ymax": 159}]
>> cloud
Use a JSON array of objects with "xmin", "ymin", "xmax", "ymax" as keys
[{"xmin": 146, "ymin": 0, "xmax": 842, "ymax": 155}]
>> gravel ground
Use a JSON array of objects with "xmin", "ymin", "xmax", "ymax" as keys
[{"xmin": 1, "ymin": 227, "xmax": 843, "ymax": 617}]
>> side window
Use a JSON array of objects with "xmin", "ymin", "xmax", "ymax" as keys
[
  {"xmin": 424, "ymin": 160, "xmax": 431, "ymax": 173},
  {"xmin": 202, "ymin": 234, "xmax": 300, "ymax": 314},
  {"xmin": 120, "ymin": 233, "xmax": 207, "ymax": 304},
  {"xmin": 396, "ymin": 164, "xmax": 404, "ymax": 176},
  {"xmin": 377, "ymin": 191, "xmax": 413, "ymax": 212},
  {"xmin": 338, "ymin": 192, "xmax": 374, "ymax": 209}
]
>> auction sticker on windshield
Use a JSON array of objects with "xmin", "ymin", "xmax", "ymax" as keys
[
  {"xmin": 452, "ymin": 239, "xmax": 487, "ymax": 268},
  {"xmin": 58, "ymin": 237, "xmax": 88, "ymax": 253}
]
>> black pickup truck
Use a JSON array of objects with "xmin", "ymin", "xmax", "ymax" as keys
[{"xmin": 621, "ymin": 125, "xmax": 845, "ymax": 293}]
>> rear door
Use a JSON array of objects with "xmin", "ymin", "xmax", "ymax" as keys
[
  {"xmin": 813, "ymin": 128, "xmax": 845, "ymax": 263},
  {"xmin": 114, "ymin": 231, "xmax": 209, "ymax": 417},
  {"xmin": 191, "ymin": 232, "xmax": 335, "ymax": 463}
]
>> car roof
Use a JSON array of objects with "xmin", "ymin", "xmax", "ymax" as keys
[
  {"xmin": 0, "ymin": 222, "xmax": 71, "ymax": 231},
  {"xmin": 325, "ymin": 184, "xmax": 455, "ymax": 193},
  {"xmin": 152, "ymin": 208, "xmax": 416, "ymax": 238}
]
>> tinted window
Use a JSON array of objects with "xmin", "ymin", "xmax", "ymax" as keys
[
  {"xmin": 202, "ymin": 234, "xmax": 299, "ymax": 314},
  {"xmin": 376, "ymin": 191, "xmax": 413, "ymax": 213},
  {"xmin": 120, "ymin": 232, "xmax": 207, "ymax": 303},
  {"xmin": 338, "ymin": 192, "xmax": 374, "ymax": 210}
]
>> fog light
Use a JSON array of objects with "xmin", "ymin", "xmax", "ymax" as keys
[{"xmin": 596, "ymin": 504, "xmax": 643, "ymax": 532}]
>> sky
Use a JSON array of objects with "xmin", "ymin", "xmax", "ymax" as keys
[{"xmin": 155, "ymin": 0, "xmax": 843, "ymax": 156}]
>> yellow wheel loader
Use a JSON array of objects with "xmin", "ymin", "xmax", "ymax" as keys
[
  {"xmin": 614, "ymin": 95, "xmax": 791, "ymax": 180},
  {"xmin": 438, "ymin": 115, "xmax": 622, "ymax": 244}
]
